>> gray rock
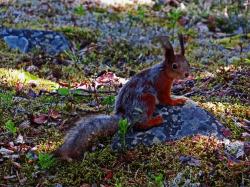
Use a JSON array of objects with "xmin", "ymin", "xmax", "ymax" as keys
[
  {"xmin": 112, "ymin": 97, "xmax": 225, "ymax": 150},
  {"xmin": 228, "ymin": 56, "xmax": 241, "ymax": 64},
  {"xmin": 0, "ymin": 27, "xmax": 70, "ymax": 55},
  {"xmin": 225, "ymin": 140, "xmax": 245, "ymax": 158},
  {"xmin": 196, "ymin": 22, "xmax": 209, "ymax": 33},
  {"xmin": 4, "ymin": 36, "xmax": 29, "ymax": 52},
  {"xmin": 26, "ymin": 65, "xmax": 38, "ymax": 72},
  {"xmin": 168, "ymin": 171, "xmax": 200, "ymax": 187}
]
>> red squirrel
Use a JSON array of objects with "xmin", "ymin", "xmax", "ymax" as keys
[{"xmin": 54, "ymin": 34, "xmax": 190, "ymax": 161}]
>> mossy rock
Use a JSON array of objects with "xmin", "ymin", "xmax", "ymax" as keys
[{"xmin": 112, "ymin": 96, "xmax": 226, "ymax": 150}]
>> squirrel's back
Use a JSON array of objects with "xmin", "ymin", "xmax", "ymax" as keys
[{"xmin": 115, "ymin": 63, "xmax": 164, "ymax": 123}]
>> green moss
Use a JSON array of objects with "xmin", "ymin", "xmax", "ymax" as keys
[
  {"xmin": 192, "ymin": 96, "xmax": 248, "ymax": 138},
  {"xmin": 0, "ymin": 39, "xmax": 29, "ymax": 68},
  {"xmin": 55, "ymin": 26, "xmax": 100, "ymax": 44},
  {"xmin": 216, "ymin": 34, "xmax": 250, "ymax": 49},
  {"xmin": 0, "ymin": 20, "xmax": 49, "ymax": 30},
  {"xmin": 0, "ymin": 68, "xmax": 59, "ymax": 92},
  {"xmin": 101, "ymin": 40, "xmax": 160, "ymax": 65},
  {"xmin": 103, "ymin": 11, "xmax": 125, "ymax": 23},
  {"xmin": 0, "ymin": 6, "xmax": 8, "ymax": 14},
  {"xmin": 40, "ymin": 137, "xmax": 249, "ymax": 186},
  {"xmin": 49, "ymin": 147, "xmax": 115, "ymax": 185}
]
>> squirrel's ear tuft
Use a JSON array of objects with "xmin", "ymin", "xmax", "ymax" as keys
[
  {"xmin": 178, "ymin": 33, "xmax": 185, "ymax": 56},
  {"xmin": 157, "ymin": 36, "xmax": 175, "ymax": 64}
]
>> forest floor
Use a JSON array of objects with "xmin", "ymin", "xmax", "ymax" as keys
[{"xmin": 0, "ymin": 0, "xmax": 249, "ymax": 186}]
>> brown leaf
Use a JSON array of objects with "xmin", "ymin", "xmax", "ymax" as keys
[
  {"xmin": 48, "ymin": 109, "xmax": 61, "ymax": 120},
  {"xmin": 102, "ymin": 168, "xmax": 113, "ymax": 180},
  {"xmin": 244, "ymin": 142, "xmax": 250, "ymax": 156},
  {"xmin": 221, "ymin": 128, "xmax": 232, "ymax": 138},
  {"xmin": 96, "ymin": 72, "xmax": 126, "ymax": 86},
  {"xmin": 11, "ymin": 161, "xmax": 22, "ymax": 169},
  {"xmin": 80, "ymin": 184, "xmax": 91, "ymax": 187},
  {"xmin": 15, "ymin": 82, "xmax": 24, "ymax": 92},
  {"xmin": 31, "ymin": 114, "xmax": 48, "ymax": 125},
  {"xmin": 96, "ymin": 72, "xmax": 117, "ymax": 84}
]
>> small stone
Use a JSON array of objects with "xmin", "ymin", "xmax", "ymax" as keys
[
  {"xmin": 16, "ymin": 134, "xmax": 25, "ymax": 144},
  {"xmin": 242, "ymin": 132, "xmax": 250, "ymax": 139},
  {"xmin": 47, "ymin": 122, "xmax": 58, "ymax": 126},
  {"xmin": 196, "ymin": 22, "xmax": 209, "ymax": 33},
  {"xmin": 80, "ymin": 184, "xmax": 91, "ymax": 187},
  {"xmin": 0, "ymin": 148, "xmax": 14, "ymax": 155},
  {"xmin": 9, "ymin": 141, "xmax": 14, "ymax": 147},
  {"xmin": 225, "ymin": 141, "xmax": 245, "ymax": 158},
  {"xmin": 45, "ymin": 34, "xmax": 54, "ymax": 39},
  {"xmin": 26, "ymin": 65, "xmax": 38, "ymax": 72},
  {"xmin": 179, "ymin": 155, "xmax": 201, "ymax": 167},
  {"xmin": 13, "ymin": 96, "xmax": 28, "ymax": 102},
  {"xmin": 132, "ymin": 139, "xmax": 137, "ymax": 145},
  {"xmin": 172, "ymin": 114, "xmax": 178, "ymax": 122},
  {"xmin": 152, "ymin": 137, "xmax": 161, "ymax": 144},
  {"xmin": 9, "ymin": 154, "xmax": 20, "ymax": 159},
  {"xmin": 19, "ymin": 120, "xmax": 31, "ymax": 129}
]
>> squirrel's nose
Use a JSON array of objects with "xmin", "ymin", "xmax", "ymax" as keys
[{"xmin": 185, "ymin": 73, "xmax": 189, "ymax": 77}]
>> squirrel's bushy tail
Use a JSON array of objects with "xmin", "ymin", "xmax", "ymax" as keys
[{"xmin": 54, "ymin": 114, "xmax": 121, "ymax": 161}]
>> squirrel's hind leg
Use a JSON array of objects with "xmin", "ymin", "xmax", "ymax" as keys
[
  {"xmin": 135, "ymin": 115, "xmax": 164, "ymax": 130},
  {"xmin": 134, "ymin": 93, "xmax": 164, "ymax": 130}
]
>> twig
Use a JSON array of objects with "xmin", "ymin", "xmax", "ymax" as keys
[
  {"xmin": 76, "ymin": 108, "xmax": 106, "ymax": 113},
  {"xmin": 0, "ymin": 132, "xmax": 10, "ymax": 136},
  {"xmin": 73, "ymin": 89, "xmax": 117, "ymax": 94},
  {"xmin": 16, "ymin": 170, "xmax": 21, "ymax": 185},
  {"xmin": 184, "ymin": 90, "xmax": 200, "ymax": 97}
]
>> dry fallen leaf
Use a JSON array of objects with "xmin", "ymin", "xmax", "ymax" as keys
[
  {"xmin": 48, "ymin": 109, "xmax": 61, "ymax": 120},
  {"xmin": 31, "ymin": 114, "xmax": 48, "ymax": 125}
]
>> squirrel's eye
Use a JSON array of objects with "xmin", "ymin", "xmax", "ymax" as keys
[{"xmin": 172, "ymin": 63, "xmax": 178, "ymax": 69}]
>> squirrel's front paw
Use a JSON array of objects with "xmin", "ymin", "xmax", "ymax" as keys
[
  {"xmin": 163, "ymin": 98, "xmax": 187, "ymax": 106},
  {"xmin": 172, "ymin": 98, "xmax": 187, "ymax": 105}
]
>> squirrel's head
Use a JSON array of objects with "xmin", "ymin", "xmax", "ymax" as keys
[{"xmin": 160, "ymin": 34, "xmax": 190, "ymax": 79}]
